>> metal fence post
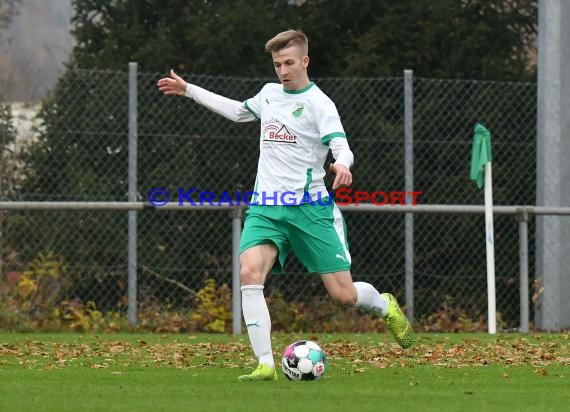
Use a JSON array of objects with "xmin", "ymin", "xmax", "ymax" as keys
[
  {"xmin": 518, "ymin": 208, "xmax": 530, "ymax": 333},
  {"xmin": 404, "ymin": 69, "xmax": 415, "ymax": 322},
  {"xmin": 232, "ymin": 208, "xmax": 243, "ymax": 334},
  {"xmin": 128, "ymin": 62, "xmax": 138, "ymax": 327}
]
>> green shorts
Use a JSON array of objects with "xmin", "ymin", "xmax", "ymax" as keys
[{"xmin": 239, "ymin": 199, "xmax": 351, "ymax": 274}]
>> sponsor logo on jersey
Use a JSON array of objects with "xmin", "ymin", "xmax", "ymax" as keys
[{"xmin": 262, "ymin": 119, "xmax": 297, "ymax": 143}]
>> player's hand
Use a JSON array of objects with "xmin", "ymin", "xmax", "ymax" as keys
[
  {"xmin": 157, "ymin": 69, "xmax": 188, "ymax": 96},
  {"xmin": 329, "ymin": 163, "xmax": 352, "ymax": 190}
]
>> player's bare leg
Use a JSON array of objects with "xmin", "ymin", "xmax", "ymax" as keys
[{"xmin": 320, "ymin": 270, "xmax": 358, "ymax": 305}]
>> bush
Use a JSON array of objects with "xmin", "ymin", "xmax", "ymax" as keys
[
  {"xmin": 417, "ymin": 300, "xmax": 504, "ymax": 332},
  {"xmin": 1, "ymin": 268, "xmax": 499, "ymax": 333}
]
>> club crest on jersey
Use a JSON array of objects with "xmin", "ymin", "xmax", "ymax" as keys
[{"xmin": 292, "ymin": 103, "xmax": 304, "ymax": 118}]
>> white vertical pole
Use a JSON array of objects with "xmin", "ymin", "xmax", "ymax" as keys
[{"xmin": 484, "ymin": 161, "xmax": 496, "ymax": 334}]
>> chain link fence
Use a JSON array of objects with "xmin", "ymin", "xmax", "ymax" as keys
[{"xmin": 0, "ymin": 67, "xmax": 539, "ymax": 330}]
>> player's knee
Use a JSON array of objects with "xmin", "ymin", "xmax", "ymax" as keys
[{"xmin": 240, "ymin": 264, "xmax": 264, "ymax": 285}]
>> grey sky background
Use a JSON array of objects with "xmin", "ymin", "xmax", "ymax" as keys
[{"xmin": 1, "ymin": 0, "xmax": 74, "ymax": 101}]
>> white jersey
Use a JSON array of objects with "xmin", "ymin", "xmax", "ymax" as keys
[{"xmin": 243, "ymin": 82, "xmax": 347, "ymax": 205}]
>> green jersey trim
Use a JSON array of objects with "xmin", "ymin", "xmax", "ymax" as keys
[
  {"xmin": 304, "ymin": 168, "xmax": 313, "ymax": 192},
  {"xmin": 251, "ymin": 178, "xmax": 259, "ymax": 204},
  {"xmin": 321, "ymin": 132, "xmax": 347, "ymax": 145},
  {"xmin": 283, "ymin": 82, "xmax": 315, "ymax": 94},
  {"xmin": 243, "ymin": 100, "xmax": 260, "ymax": 120}
]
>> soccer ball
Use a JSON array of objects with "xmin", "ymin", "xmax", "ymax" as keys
[{"xmin": 281, "ymin": 340, "xmax": 327, "ymax": 381}]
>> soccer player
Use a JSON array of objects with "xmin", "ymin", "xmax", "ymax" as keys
[{"xmin": 157, "ymin": 29, "xmax": 416, "ymax": 381}]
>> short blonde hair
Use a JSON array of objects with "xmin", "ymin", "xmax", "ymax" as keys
[{"xmin": 265, "ymin": 29, "xmax": 308, "ymax": 55}]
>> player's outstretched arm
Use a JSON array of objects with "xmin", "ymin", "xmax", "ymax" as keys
[
  {"xmin": 157, "ymin": 70, "xmax": 187, "ymax": 96},
  {"xmin": 156, "ymin": 69, "xmax": 256, "ymax": 123}
]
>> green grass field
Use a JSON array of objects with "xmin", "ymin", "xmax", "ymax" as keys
[{"xmin": 0, "ymin": 332, "xmax": 568, "ymax": 412}]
